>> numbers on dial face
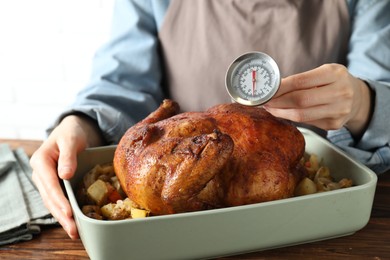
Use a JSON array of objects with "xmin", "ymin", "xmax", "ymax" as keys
[
  {"xmin": 226, "ymin": 52, "xmax": 280, "ymax": 106},
  {"xmin": 234, "ymin": 60, "xmax": 274, "ymax": 101}
]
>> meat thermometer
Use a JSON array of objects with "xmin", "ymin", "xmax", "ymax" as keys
[{"xmin": 225, "ymin": 51, "xmax": 281, "ymax": 106}]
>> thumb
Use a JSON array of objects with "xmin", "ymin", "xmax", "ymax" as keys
[{"xmin": 57, "ymin": 140, "xmax": 80, "ymax": 180}]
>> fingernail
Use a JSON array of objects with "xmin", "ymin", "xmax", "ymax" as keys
[{"xmin": 58, "ymin": 166, "xmax": 72, "ymax": 178}]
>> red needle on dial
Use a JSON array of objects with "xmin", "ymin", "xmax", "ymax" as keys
[{"xmin": 252, "ymin": 69, "xmax": 256, "ymax": 96}]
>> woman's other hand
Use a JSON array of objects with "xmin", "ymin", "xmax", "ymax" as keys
[{"xmin": 30, "ymin": 114, "xmax": 105, "ymax": 239}]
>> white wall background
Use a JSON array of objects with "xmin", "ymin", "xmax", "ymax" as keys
[{"xmin": 0, "ymin": 0, "xmax": 115, "ymax": 140}]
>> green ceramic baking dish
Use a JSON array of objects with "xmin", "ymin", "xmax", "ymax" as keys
[{"xmin": 64, "ymin": 128, "xmax": 377, "ymax": 260}]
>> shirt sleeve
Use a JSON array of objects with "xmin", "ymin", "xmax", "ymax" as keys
[
  {"xmin": 327, "ymin": 0, "xmax": 390, "ymax": 174},
  {"xmin": 47, "ymin": 0, "xmax": 170, "ymax": 144}
]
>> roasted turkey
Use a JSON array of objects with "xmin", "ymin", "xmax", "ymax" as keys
[{"xmin": 113, "ymin": 99, "xmax": 305, "ymax": 215}]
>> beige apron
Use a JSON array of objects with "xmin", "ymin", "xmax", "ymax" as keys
[{"xmin": 159, "ymin": 0, "xmax": 349, "ymax": 112}]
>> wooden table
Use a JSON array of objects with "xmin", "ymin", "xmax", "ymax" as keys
[{"xmin": 1, "ymin": 139, "xmax": 389, "ymax": 260}]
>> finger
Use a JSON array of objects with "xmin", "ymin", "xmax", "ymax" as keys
[
  {"xmin": 32, "ymin": 147, "xmax": 72, "ymax": 216},
  {"xmin": 31, "ymin": 146, "xmax": 79, "ymax": 239},
  {"xmin": 32, "ymin": 163, "xmax": 79, "ymax": 239},
  {"xmin": 303, "ymin": 119, "xmax": 345, "ymax": 131},
  {"xmin": 267, "ymin": 82, "xmax": 345, "ymax": 109},
  {"xmin": 264, "ymin": 103, "xmax": 348, "ymax": 130},
  {"xmin": 274, "ymin": 65, "xmax": 337, "ymax": 98},
  {"xmin": 57, "ymin": 139, "xmax": 79, "ymax": 180}
]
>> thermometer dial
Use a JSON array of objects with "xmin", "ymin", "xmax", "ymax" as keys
[{"xmin": 225, "ymin": 52, "xmax": 281, "ymax": 106}]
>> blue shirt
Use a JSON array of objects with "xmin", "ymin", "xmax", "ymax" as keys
[{"xmin": 52, "ymin": 0, "xmax": 390, "ymax": 174}]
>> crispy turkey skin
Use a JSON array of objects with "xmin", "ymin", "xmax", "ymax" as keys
[{"xmin": 114, "ymin": 100, "xmax": 305, "ymax": 215}]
